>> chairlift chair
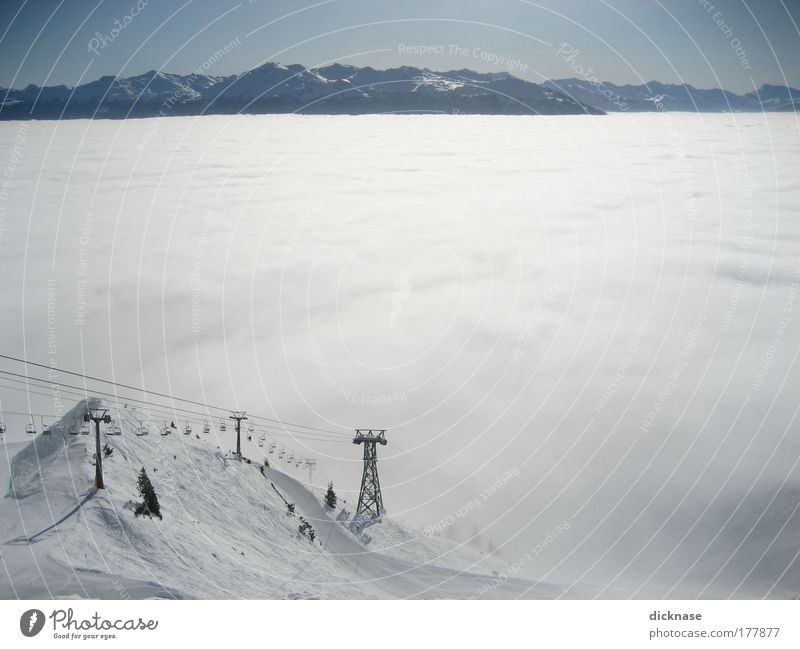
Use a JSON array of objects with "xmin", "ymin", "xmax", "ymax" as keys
[
  {"xmin": 295, "ymin": 456, "xmax": 302, "ymax": 468},
  {"xmin": 184, "ymin": 422, "xmax": 192, "ymax": 435},
  {"xmin": 161, "ymin": 422, "xmax": 171, "ymax": 436},
  {"xmin": 80, "ymin": 422, "xmax": 89, "ymax": 435},
  {"xmin": 278, "ymin": 447, "xmax": 285, "ymax": 459},
  {"xmin": 136, "ymin": 425, "xmax": 147, "ymax": 436},
  {"xmin": 287, "ymin": 451, "xmax": 294, "ymax": 463},
  {"xmin": 40, "ymin": 416, "xmax": 51, "ymax": 435},
  {"xmin": 0, "ymin": 423, "xmax": 5, "ymax": 435},
  {"xmin": 25, "ymin": 420, "xmax": 36, "ymax": 435},
  {"xmin": 220, "ymin": 419, "xmax": 227, "ymax": 432},
  {"xmin": 111, "ymin": 424, "xmax": 122, "ymax": 436},
  {"xmin": 203, "ymin": 421, "xmax": 211, "ymax": 434},
  {"xmin": 268, "ymin": 441, "xmax": 276, "ymax": 454}
]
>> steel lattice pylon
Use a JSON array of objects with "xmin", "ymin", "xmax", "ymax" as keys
[{"xmin": 353, "ymin": 429, "xmax": 387, "ymax": 520}]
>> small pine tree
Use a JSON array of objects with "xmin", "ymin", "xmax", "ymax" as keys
[
  {"xmin": 324, "ymin": 482, "xmax": 337, "ymax": 509},
  {"xmin": 134, "ymin": 467, "xmax": 162, "ymax": 520}
]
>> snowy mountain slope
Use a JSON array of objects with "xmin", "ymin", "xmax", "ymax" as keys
[
  {"xmin": 1, "ymin": 71, "xmax": 228, "ymax": 106},
  {"xmin": 1, "ymin": 399, "xmax": 588, "ymax": 599},
  {"xmin": 545, "ymin": 79, "xmax": 799, "ymax": 112},
  {"xmin": 4, "ymin": 64, "xmax": 796, "ymax": 119},
  {"xmin": 743, "ymin": 84, "xmax": 800, "ymax": 111},
  {"xmin": 0, "ymin": 64, "xmax": 600, "ymax": 119}
]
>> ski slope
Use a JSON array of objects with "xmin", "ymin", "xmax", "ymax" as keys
[{"xmin": 1, "ymin": 399, "xmax": 591, "ymax": 599}]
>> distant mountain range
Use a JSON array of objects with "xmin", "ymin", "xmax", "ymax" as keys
[
  {"xmin": 0, "ymin": 63, "xmax": 600, "ymax": 119},
  {"xmin": 0, "ymin": 63, "xmax": 796, "ymax": 119},
  {"xmin": 545, "ymin": 78, "xmax": 799, "ymax": 113}
]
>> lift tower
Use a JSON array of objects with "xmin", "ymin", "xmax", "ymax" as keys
[
  {"xmin": 353, "ymin": 429, "xmax": 387, "ymax": 520},
  {"xmin": 85, "ymin": 409, "xmax": 111, "ymax": 489},
  {"xmin": 229, "ymin": 411, "xmax": 248, "ymax": 461}
]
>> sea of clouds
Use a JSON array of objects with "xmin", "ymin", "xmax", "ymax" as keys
[{"xmin": 0, "ymin": 111, "xmax": 798, "ymax": 597}]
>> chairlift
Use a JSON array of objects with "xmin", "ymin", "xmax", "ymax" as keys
[
  {"xmin": 25, "ymin": 418, "xmax": 36, "ymax": 435},
  {"xmin": 268, "ymin": 441, "xmax": 276, "ymax": 454},
  {"xmin": 184, "ymin": 422, "xmax": 192, "ymax": 435},
  {"xmin": 111, "ymin": 424, "xmax": 122, "ymax": 436},
  {"xmin": 41, "ymin": 416, "xmax": 51, "ymax": 435},
  {"xmin": 161, "ymin": 421, "xmax": 171, "ymax": 436},
  {"xmin": 247, "ymin": 422, "xmax": 254, "ymax": 433},
  {"xmin": 278, "ymin": 447, "xmax": 285, "ymax": 459},
  {"xmin": 136, "ymin": 425, "xmax": 148, "ymax": 437},
  {"xmin": 80, "ymin": 422, "xmax": 90, "ymax": 435},
  {"xmin": 257, "ymin": 437, "xmax": 264, "ymax": 448},
  {"xmin": 220, "ymin": 419, "xmax": 227, "ymax": 432},
  {"xmin": 287, "ymin": 451, "xmax": 294, "ymax": 463},
  {"xmin": 203, "ymin": 420, "xmax": 211, "ymax": 434},
  {"xmin": 0, "ymin": 423, "xmax": 5, "ymax": 435},
  {"xmin": 295, "ymin": 456, "xmax": 302, "ymax": 468}
]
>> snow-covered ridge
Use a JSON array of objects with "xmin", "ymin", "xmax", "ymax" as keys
[
  {"xmin": 0, "ymin": 399, "xmax": 582, "ymax": 599},
  {"xmin": 0, "ymin": 63, "xmax": 602, "ymax": 118},
  {"xmin": 544, "ymin": 78, "xmax": 799, "ymax": 112}
]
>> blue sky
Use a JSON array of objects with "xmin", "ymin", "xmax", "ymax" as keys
[{"xmin": 0, "ymin": 0, "xmax": 798, "ymax": 92}]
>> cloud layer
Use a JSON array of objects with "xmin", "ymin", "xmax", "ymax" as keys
[{"xmin": 0, "ymin": 111, "xmax": 798, "ymax": 596}]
